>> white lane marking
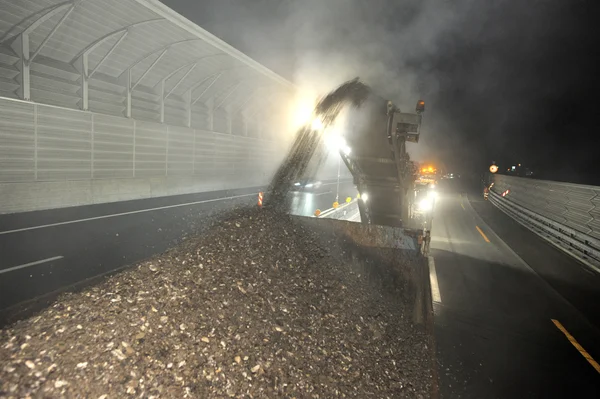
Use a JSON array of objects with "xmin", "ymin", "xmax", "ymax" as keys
[
  {"xmin": 0, "ymin": 256, "xmax": 64, "ymax": 275},
  {"xmin": 428, "ymin": 256, "xmax": 442, "ymax": 303},
  {"xmin": 0, "ymin": 193, "xmax": 257, "ymax": 236},
  {"xmin": 317, "ymin": 207, "xmax": 334, "ymax": 216},
  {"xmin": 315, "ymin": 190, "xmax": 333, "ymax": 197},
  {"xmin": 321, "ymin": 181, "xmax": 352, "ymax": 187}
]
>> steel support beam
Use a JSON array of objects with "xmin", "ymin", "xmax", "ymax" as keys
[
  {"xmin": 186, "ymin": 90, "xmax": 192, "ymax": 128},
  {"xmin": 236, "ymin": 87, "xmax": 265, "ymax": 117},
  {"xmin": 30, "ymin": 4, "xmax": 75, "ymax": 63},
  {"xmin": 227, "ymin": 107, "xmax": 232, "ymax": 134},
  {"xmin": 214, "ymin": 82, "xmax": 241, "ymax": 110},
  {"xmin": 126, "ymin": 69, "xmax": 132, "ymax": 118},
  {"xmin": 159, "ymin": 79, "xmax": 165, "ymax": 123},
  {"xmin": 8, "ymin": 1, "xmax": 75, "ymax": 101},
  {"xmin": 191, "ymin": 73, "xmax": 221, "ymax": 106},
  {"xmin": 13, "ymin": 34, "xmax": 30, "ymax": 100},
  {"xmin": 80, "ymin": 52, "xmax": 89, "ymax": 110},
  {"xmin": 89, "ymin": 31, "xmax": 128, "ymax": 79},
  {"xmin": 130, "ymin": 48, "xmax": 168, "ymax": 91},
  {"xmin": 207, "ymin": 98, "xmax": 214, "ymax": 131},
  {"xmin": 164, "ymin": 64, "xmax": 196, "ymax": 100},
  {"xmin": 1, "ymin": 1, "xmax": 72, "ymax": 43}
]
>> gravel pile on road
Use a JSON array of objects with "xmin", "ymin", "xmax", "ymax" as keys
[{"xmin": 1, "ymin": 208, "xmax": 433, "ymax": 398}]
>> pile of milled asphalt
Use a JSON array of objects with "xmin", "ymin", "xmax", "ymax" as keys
[{"xmin": 0, "ymin": 207, "xmax": 433, "ymax": 398}]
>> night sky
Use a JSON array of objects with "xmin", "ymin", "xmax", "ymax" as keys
[{"xmin": 161, "ymin": 0, "xmax": 599, "ymax": 184}]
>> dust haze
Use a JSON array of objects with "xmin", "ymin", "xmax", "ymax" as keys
[{"xmin": 161, "ymin": 0, "xmax": 597, "ymax": 181}]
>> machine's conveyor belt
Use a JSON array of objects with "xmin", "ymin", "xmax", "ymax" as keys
[{"xmin": 342, "ymin": 95, "xmax": 419, "ymax": 228}]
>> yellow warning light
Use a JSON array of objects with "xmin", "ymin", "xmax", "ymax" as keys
[
  {"xmin": 333, "ymin": 202, "xmax": 339, "ymax": 209},
  {"xmin": 314, "ymin": 209, "xmax": 321, "ymax": 217},
  {"xmin": 346, "ymin": 197, "xmax": 352, "ymax": 203},
  {"xmin": 416, "ymin": 100, "xmax": 425, "ymax": 113}
]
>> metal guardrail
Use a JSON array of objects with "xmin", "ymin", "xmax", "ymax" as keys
[
  {"xmin": 489, "ymin": 187, "xmax": 600, "ymax": 272},
  {"xmin": 492, "ymin": 175, "xmax": 600, "ymax": 240}
]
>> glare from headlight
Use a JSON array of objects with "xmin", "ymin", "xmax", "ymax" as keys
[
  {"xmin": 419, "ymin": 197, "xmax": 433, "ymax": 211},
  {"xmin": 305, "ymin": 183, "xmax": 314, "ymax": 188},
  {"xmin": 361, "ymin": 193, "xmax": 369, "ymax": 202},
  {"xmin": 311, "ymin": 118, "xmax": 324, "ymax": 131},
  {"xmin": 294, "ymin": 182, "xmax": 301, "ymax": 186}
]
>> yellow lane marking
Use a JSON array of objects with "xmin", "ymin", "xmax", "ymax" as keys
[
  {"xmin": 475, "ymin": 225, "xmax": 490, "ymax": 243},
  {"xmin": 551, "ymin": 319, "xmax": 600, "ymax": 374},
  {"xmin": 461, "ymin": 203, "xmax": 465, "ymax": 210}
]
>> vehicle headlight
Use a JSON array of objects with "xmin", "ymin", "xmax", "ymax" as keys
[
  {"xmin": 418, "ymin": 197, "xmax": 433, "ymax": 211},
  {"xmin": 305, "ymin": 183, "xmax": 314, "ymax": 188},
  {"xmin": 294, "ymin": 182, "xmax": 301, "ymax": 186}
]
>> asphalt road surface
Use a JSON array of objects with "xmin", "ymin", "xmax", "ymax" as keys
[
  {"xmin": 0, "ymin": 180, "xmax": 356, "ymax": 322},
  {"xmin": 430, "ymin": 181, "xmax": 600, "ymax": 398}
]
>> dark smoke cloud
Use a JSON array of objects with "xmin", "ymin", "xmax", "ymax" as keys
[{"xmin": 161, "ymin": 0, "xmax": 600, "ymax": 183}]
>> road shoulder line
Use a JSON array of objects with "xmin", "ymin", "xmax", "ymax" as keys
[
  {"xmin": 1, "ymin": 256, "xmax": 64, "ymax": 274},
  {"xmin": 428, "ymin": 256, "xmax": 442, "ymax": 303},
  {"xmin": 0, "ymin": 193, "xmax": 256, "ymax": 236}
]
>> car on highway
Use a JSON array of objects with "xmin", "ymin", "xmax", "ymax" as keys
[{"xmin": 291, "ymin": 179, "xmax": 323, "ymax": 191}]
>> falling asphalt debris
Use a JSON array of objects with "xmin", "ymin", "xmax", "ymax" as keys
[
  {"xmin": 266, "ymin": 78, "xmax": 371, "ymax": 210},
  {"xmin": 0, "ymin": 207, "xmax": 433, "ymax": 398}
]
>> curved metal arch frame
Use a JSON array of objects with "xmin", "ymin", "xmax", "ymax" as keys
[
  {"xmin": 157, "ymin": 53, "xmax": 232, "ymax": 122},
  {"xmin": 245, "ymin": 88, "xmax": 290, "ymax": 120},
  {"xmin": 188, "ymin": 65, "xmax": 251, "ymax": 104},
  {"xmin": 180, "ymin": 66, "xmax": 257, "ymax": 127},
  {"xmin": 3, "ymin": 0, "xmax": 294, "ymax": 128},
  {"xmin": 124, "ymin": 38, "xmax": 206, "ymax": 85},
  {"xmin": 231, "ymin": 84, "xmax": 281, "ymax": 116},
  {"xmin": 71, "ymin": 18, "xmax": 165, "ymax": 66},
  {"xmin": 7, "ymin": 0, "xmax": 78, "ymax": 100},
  {"xmin": 0, "ymin": 1, "xmax": 73, "ymax": 43},
  {"xmin": 158, "ymin": 53, "xmax": 231, "ymax": 93},
  {"xmin": 77, "ymin": 19, "xmax": 167, "ymax": 110},
  {"xmin": 210, "ymin": 73, "xmax": 272, "ymax": 111},
  {"xmin": 123, "ymin": 39, "xmax": 207, "ymax": 117}
]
